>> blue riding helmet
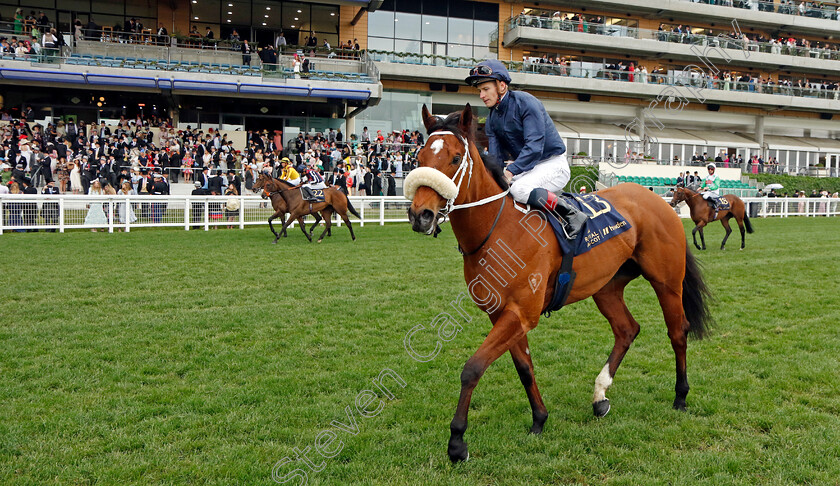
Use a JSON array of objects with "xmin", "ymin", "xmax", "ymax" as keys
[{"xmin": 464, "ymin": 59, "xmax": 512, "ymax": 86}]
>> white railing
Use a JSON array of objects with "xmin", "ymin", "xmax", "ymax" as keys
[
  {"xmin": 0, "ymin": 195, "xmax": 412, "ymax": 234},
  {"xmin": 1, "ymin": 195, "xmax": 836, "ymax": 234},
  {"xmin": 670, "ymin": 196, "xmax": 840, "ymax": 219}
]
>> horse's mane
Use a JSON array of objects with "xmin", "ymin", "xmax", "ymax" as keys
[{"xmin": 427, "ymin": 112, "xmax": 509, "ymax": 191}]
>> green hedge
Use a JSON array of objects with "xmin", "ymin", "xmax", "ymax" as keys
[
  {"xmin": 565, "ymin": 166, "xmax": 599, "ymax": 193},
  {"xmin": 748, "ymin": 173, "xmax": 840, "ymax": 195}
]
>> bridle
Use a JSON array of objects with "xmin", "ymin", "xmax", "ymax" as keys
[
  {"xmin": 417, "ymin": 130, "xmax": 512, "ymax": 255},
  {"xmin": 423, "ymin": 130, "xmax": 510, "ymax": 220}
]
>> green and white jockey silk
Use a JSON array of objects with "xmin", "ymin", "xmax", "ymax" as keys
[{"xmin": 702, "ymin": 174, "xmax": 720, "ymax": 196}]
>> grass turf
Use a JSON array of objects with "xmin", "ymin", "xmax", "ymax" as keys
[{"xmin": 1, "ymin": 217, "xmax": 839, "ymax": 485}]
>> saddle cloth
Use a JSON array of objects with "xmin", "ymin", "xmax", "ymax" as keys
[
  {"xmin": 709, "ymin": 196, "xmax": 731, "ymax": 211},
  {"xmin": 543, "ymin": 193, "xmax": 632, "ymax": 257},
  {"xmin": 539, "ymin": 193, "xmax": 632, "ymax": 317},
  {"xmin": 300, "ymin": 187, "xmax": 326, "ymax": 202}
]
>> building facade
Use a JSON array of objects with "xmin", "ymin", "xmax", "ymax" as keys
[{"xmin": 2, "ymin": 0, "xmax": 840, "ymax": 174}]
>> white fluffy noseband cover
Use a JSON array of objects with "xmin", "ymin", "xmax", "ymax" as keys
[{"xmin": 403, "ymin": 167, "xmax": 458, "ymax": 201}]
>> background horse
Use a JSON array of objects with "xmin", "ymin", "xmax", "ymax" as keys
[
  {"xmin": 406, "ymin": 104, "xmax": 712, "ymax": 463},
  {"xmin": 271, "ymin": 177, "xmax": 361, "ymax": 242},
  {"xmin": 253, "ymin": 173, "xmax": 326, "ymax": 243},
  {"xmin": 670, "ymin": 186, "xmax": 753, "ymax": 250}
]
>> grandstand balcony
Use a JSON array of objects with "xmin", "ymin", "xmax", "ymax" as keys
[
  {"xmin": 536, "ymin": 0, "xmax": 840, "ymax": 37},
  {"xmin": 371, "ymin": 52, "xmax": 840, "ymax": 114},
  {"xmin": 503, "ymin": 16, "xmax": 840, "ymax": 78},
  {"xmin": 0, "ymin": 29, "xmax": 381, "ymax": 107}
]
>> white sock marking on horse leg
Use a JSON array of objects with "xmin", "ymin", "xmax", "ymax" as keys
[
  {"xmin": 430, "ymin": 138, "xmax": 444, "ymax": 155},
  {"xmin": 593, "ymin": 363, "xmax": 612, "ymax": 402}
]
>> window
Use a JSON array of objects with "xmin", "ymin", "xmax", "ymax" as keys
[
  {"xmin": 395, "ymin": 12, "xmax": 421, "ymax": 40},
  {"xmin": 448, "ymin": 17, "xmax": 472, "ymax": 45},
  {"xmin": 368, "ymin": 9, "xmax": 395, "ymax": 38}
]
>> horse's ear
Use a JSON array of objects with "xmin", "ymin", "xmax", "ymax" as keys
[
  {"xmin": 421, "ymin": 104, "xmax": 436, "ymax": 132},
  {"xmin": 459, "ymin": 104, "xmax": 473, "ymax": 135}
]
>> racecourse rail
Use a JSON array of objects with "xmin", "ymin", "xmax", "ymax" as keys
[{"xmin": 0, "ymin": 194, "xmax": 837, "ymax": 234}]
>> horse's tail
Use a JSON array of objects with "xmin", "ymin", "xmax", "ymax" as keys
[
  {"xmin": 743, "ymin": 212, "xmax": 754, "ymax": 233},
  {"xmin": 346, "ymin": 196, "xmax": 361, "ymax": 219},
  {"xmin": 682, "ymin": 247, "xmax": 713, "ymax": 340}
]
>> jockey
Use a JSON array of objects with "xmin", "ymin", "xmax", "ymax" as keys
[
  {"xmin": 279, "ymin": 157, "xmax": 301, "ymax": 185},
  {"xmin": 303, "ymin": 166, "xmax": 326, "ymax": 190},
  {"xmin": 700, "ymin": 163, "xmax": 721, "ymax": 207},
  {"xmin": 465, "ymin": 59, "xmax": 588, "ymax": 238}
]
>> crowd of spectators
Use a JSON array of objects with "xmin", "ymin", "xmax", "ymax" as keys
[{"xmin": 0, "ymin": 108, "xmax": 423, "ymax": 200}]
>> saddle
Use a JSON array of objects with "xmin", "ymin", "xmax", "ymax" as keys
[{"xmin": 300, "ymin": 186, "xmax": 326, "ymax": 202}]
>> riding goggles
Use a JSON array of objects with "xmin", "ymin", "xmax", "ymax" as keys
[{"xmin": 469, "ymin": 65, "xmax": 493, "ymax": 77}]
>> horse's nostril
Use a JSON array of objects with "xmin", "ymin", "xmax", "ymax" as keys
[{"xmin": 420, "ymin": 209, "xmax": 435, "ymax": 222}]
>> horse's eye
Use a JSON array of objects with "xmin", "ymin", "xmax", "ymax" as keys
[{"xmin": 452, "ymin": 155, "xmax": 461, "ymax": 165}]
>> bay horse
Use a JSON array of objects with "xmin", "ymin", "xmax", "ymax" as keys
[
  {"xmin": 252, "ymin": 173, "xmax": 327, "ymax": 242},
  {"xmin": 268, "ymin": 175, "xmax": 361, "ymax": 242},
  {"xmin": 669, "ymin": 186, "xmax": 753, "ymax": 250},
  {"xmin": 406, "ymin": 105, "xmax": 712, "ymax": 463}
]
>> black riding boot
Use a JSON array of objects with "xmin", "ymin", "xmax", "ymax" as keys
[{"xmin": 527, "ymin": 188, "xmax": 589, "ymax": 239}]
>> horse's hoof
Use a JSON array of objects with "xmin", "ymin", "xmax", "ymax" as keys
[
  {"xmin": 317, "ymin": 239, "xmax": 322, "ymax": 243},
  {"xmin": 448, "ymin": 442, "xmax": 469, "ymax": 464},
  {"xmin": 593, "ymin": 399, "xmax": 610, "ymax": 418},
  {"xmin": 673, "ymin": 401, "xmax": 687, "ymax": 412},
  {"xmin": 271, "ymin": 241, "xmax": 277, "ymax": 245}
]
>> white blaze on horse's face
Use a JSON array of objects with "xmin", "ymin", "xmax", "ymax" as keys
[{"xmin": 430, "ymin": 138, "xmax": 445, "ymax": 155}]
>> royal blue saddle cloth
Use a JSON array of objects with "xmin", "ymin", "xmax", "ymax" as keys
[
  {"xmin": 711, "ymin": 197, "xmax": 730, "ymax": 210},
  {"xmin": 301, "ymin": 187, "xmax": 326, "ymax": 202},
  {"xmin": 544, "ymin": 193, "xmax": 632, "ymax": 256}
]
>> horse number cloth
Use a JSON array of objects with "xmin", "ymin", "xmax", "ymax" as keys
[
  {"xmin": 541, "ymin": 193, "xmax": 632, "ymax": 316},
  {"xmin": 301, "ymin": 187, "xmax": 326, "ymax": 202},
  {"xmin": 544, "ymin": 193, "xmax": 632, "ymax": 256}
]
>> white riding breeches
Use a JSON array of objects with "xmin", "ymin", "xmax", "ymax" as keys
[
  {"xmin": 702, "ymin": 190, "xmax": 719, "ymax": 199},
  {"xmin": 509, "ymin": 153, "xmax": 571, "ymax": 203},
  {"xmin": 286, "ymin": 178, "xmax": 301, "ymax": 186},
  {"xmin": 306, "ymin": 182, "xmax": 327, "ymax": 190}
]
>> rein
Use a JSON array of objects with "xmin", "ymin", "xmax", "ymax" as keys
[{"xmin": 458, "ymin": 195, "xmax": 506, "ymax": 256}]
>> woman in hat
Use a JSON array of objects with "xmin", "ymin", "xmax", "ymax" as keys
[
  {"xmin": 464, "ymin": 59, "xmax": 588, "ymax": 237},
  {"xmin": 69, "ymin": 157, "xmax": 82, "ymax": 194},
  {"xmin": 84, "ymin": 179, "xmax": 107, "ymax": 231},
  {"xmin": 117, "ymin": 181, "xmax": 137, "ymax": 229},
  {"xmin": 224, "ymin": 184, "xmax": 240, "ymax": 229},
  {"xmin": 14, "ymin": 8, "xmax": 23, "ymax": 35}
]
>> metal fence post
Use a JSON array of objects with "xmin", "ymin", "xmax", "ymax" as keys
[
  {"xmin": 0, "ymin": 199, "xmax": 3, "ymax": 235},
  {"xmin": 204, "ymin": 199, "xmax": 209, "ymax": 231},
  {"xmin": 239, "ymin": 195, "xmax": 245, "ymax": 229},
  {"xmin": 360, "ymin": 200, "xmax": 365, "ymax": 227},
  {"xmin": 184, "ymin": 196, "xmax": 190, "ymax": 230}
]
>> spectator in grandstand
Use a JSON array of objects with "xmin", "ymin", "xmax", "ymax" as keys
[{"xmin": 241, "ymin": 39, "xmax": 252, "ymax": 66}]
